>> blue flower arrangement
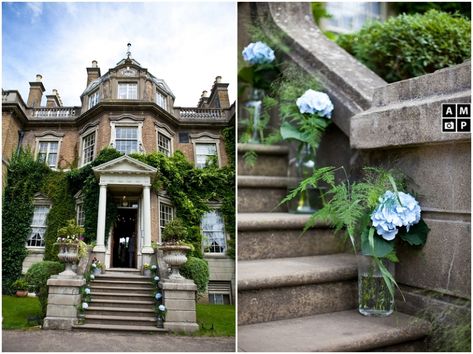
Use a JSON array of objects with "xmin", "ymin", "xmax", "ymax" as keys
[{"xmin": 242, "ymin": 41, "xmax": 275, "ymax": 64}]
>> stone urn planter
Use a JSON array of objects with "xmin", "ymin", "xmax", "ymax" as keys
[
  {"xmin": 15, "ymin": 290, "xmax": 28, "ymax": 297},
  {"xmin": 57, "ymin": 242, "xmax": 80, "ymax": 276},
  {"xmin": 160, "ymin": 245, "xmax": 191, "ymax": 280}
]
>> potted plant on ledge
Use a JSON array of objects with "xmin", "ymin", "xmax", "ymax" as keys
[
  {"xmin": 55, "ymin": 219, "xmax": 88, "ymax": 276},
  {"xmin": 283, "ymin": 167, "xmax": 430, "ymax": 316},
  {"xmin": 160, "ymin": 218, "xmax": 192, "ymax": 281}
]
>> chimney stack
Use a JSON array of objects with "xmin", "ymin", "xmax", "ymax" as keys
[
  {"xmin": 27, "ymin": 74, "xmax": 45, "ymax": 108},
  {"xmin": 46, "ymin": 89, "xmax": 63, "ymax": 108},
  {"xmin": 86, "ymin": 60, "xmax": 101, "ymax": 87},
  {"xmin": 197, "ymin": 90, "xmax": 209, "ymax": 108},
  {"xmin": 209, "ymin": 75, "xmax": 230, "ymax": 109}
]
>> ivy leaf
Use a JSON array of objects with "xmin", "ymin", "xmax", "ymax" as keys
[
  {"xmin": 398, "ymin": 218, "xmax": 430, "ymax": 246},
  {"xmin": 361, "ymin": 227, "xmax": 395, "ymax": 258},
  {"xmin": 237, "ymin": 66, "xmax": 254, "ymax": 84}
]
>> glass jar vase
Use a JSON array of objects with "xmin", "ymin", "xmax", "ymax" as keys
[
  {"xmin": 358, "ymin": 255, "xmax": 395, "ymax": 316},
  {"xmin": 241, "ymin": 88, "xmax": 264, "ymax": 144}
]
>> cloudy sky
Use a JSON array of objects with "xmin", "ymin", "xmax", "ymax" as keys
[{"xmin": 2, "ymin": 2, "xmax": 236, "ymax": 107}]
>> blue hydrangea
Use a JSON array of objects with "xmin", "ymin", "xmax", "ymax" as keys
[
  {"xmin": 154, "ymin": 276, "xmax": 160, "ymax": 281},
  {"xmin": 151, "ymin": 265, "xmax": 157, "ymax": 270},
  {"xmin": 155, "ymin": 292, "xmax": 162, "ymax": 300},
  {"xmin": 82, "ymin": 302, "xmax": 88, "ymax": 309},
  {"xmin": 371, "ymin": 191, "xmax": 421, "ymax": 241},
  {"xmin": 296, "ymin": 89, "xmax": 334, "ymax": 118},
  {"xmin": 242, "ymin": 41, "xmax": 275, "ymax": 65},
  {"xmin": 84, "ymin": 288, "xmax": 91, "ymax": 295},
  {"xmin": 158, "ymin": 304, "xmax": 166, "ymax": 312}
]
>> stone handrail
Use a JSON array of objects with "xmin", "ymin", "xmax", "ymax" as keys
[
  {"xmin": 176, "ymin": 107, "xmax": 228, "ymax": 121},
  {"xmin": 252, "ymin": 2, "xmax": 386, "ymax": 135},
  {"xmin": 32, "ymin": 107, "xmax": 78, "ymax": 118}
]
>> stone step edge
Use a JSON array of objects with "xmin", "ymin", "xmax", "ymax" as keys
[
  {"xmin": 85, "ymin": 314, "xmax": 156, "ymax": 322},
  {"xmin": 237, "ymin": 310, "xmax": 431, "ymax": 352},
  {"xmin": 238, "ymin": 254, "xmax": 357, "ymax": 291},
  {"xmin": 90, "ymin": 292, "xmax": 153, "ymax": 298},
  {"xmin": 86, "ymin": 306, "xmax": 154, "ymax": 313},
  {"xmin": 89, "ymin": 285, "xmax": 154, "ymax": 291},
  {"xmin": 95, "ymin": 274, "xmax": 151, "ymax": 280},
  {"xmin": 89, "ymin": 299, "xmax": 155, "ymax": 305},
  {"xmin": 238, "ymin": 143, "xmax": 289, "ymax": 155},
  {"xmin": 238, "ymin": 212, "xmax": 331, "ymax": 231},
  {"xmin": 72, "ymin": 324, "xmax": 167, "ymax": 332},
  {"xmin": 238, "ymin": 175, "xmax": 298, "ymax": 188},
  {"xmin": 91, "ymin": 280, "xmax": 152, "ymax": 285}
]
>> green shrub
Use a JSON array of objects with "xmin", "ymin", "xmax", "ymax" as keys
[
  {"xmin": 181, "ymin": 257, "xmax": 209, "ymax": 294},
  {"xmin": 24, "ymin": 261, "xmax": 64, "ymax": 317},
  {"xmin": 336, "ymin": 10, "xmax": 471, "ymax": 82},
  {"xmin": 12, "ymin": 278, "xmax": 29, "ymax": 291}
]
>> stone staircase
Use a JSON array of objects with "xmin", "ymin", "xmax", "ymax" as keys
[
  {"xmin": 237, "ymin": 143, "xmax": 431, "ymax": 352},
  {"xmin": 72, "ymin": 268, "xmax": 166, "ymax": 333}
]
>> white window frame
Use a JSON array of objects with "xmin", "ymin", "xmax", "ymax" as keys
[
  {"xmin": 118, "ymin": 82, "xmax": 138, "ymax": 99},
  {"xmin": 158, "ymin": 196, "xmax": 175, "ymax": 243},
  {"xmin": 35, "ymin": 135, "xmax": 62, "ymax": 169},
  {"xmin": 201, "ymin": 208, "xmax": 227, "ymax": 255},
  {"xmin": 190, "ymin": 133, "xmax": 221, "ymax": 169},
  {"xmin": 88, "ymin": 90, "xmax": 100, "ymax": 109},
  {"xmin": 26, "ymin": 199, "xmax": 51, "ymax": 249},
  {"xmin": 76, "ymin": 201, "xmax": 85, "ymax": 228},
  {"xmin": 155, "ymin": 123, "xmax": 174, "ymax": 157},
  {"xmin": 79, "ymin": 127, "xmax": 98, "ymax": 167},
  {"xmin": 156, "ymin": 89, "xmax": 168, "ymax": 111},
  {"xmin": 110, "ymin": 119, "xmax": 144, "ymax": 154}
]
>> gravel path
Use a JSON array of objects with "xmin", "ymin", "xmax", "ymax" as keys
[{"xmin": 2, "ymin": 329, "xmax": 236, "ymax": 352}]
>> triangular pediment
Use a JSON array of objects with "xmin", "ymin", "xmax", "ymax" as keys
[{"xmin": 92, "ymin": 155, "xmax": 157, "ymax": 177}]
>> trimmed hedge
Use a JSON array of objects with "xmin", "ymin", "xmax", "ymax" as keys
[
  {"xmin": 24, "ymin": 261, "xmax": 64, "ymax": 318},
  {"xmin": 336, "ymin": 10, "xmax": 471, "ymax": 82},
  {"xmin": 180, "ymin": 256, "xmax": 210, "ymax": 294}
]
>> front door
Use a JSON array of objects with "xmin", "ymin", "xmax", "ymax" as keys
[{"xmin": 112, "ymin": 208, "xmax": 138, "ymax": 268}]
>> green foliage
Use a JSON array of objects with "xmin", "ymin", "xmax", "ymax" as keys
[
  {"xmin": 2, "ymin": 148, "xmax": 50, "ymax": 294},
  {"xmin": 2, "ymin": 295, "xmax": 42, "ymax": 329},
  {"xmin": 162, "ymin": 218, "xmax": 189, "ymax": 243},
  {"xmin": 391, "ymin": 2, "xmax": 471, "ymax": 19},
  {"xmin": 12, "ymin": 278, "xmax": 29, "ymax": 291},
  {"xmin": 221, "ymin": 126, "xmax": 235, "ymax": 167},
  {"xmin": 24, "ymin": 261, "xmax": 64, "ymax": 318},
  {"xmin": 336, "ymin": 10, "xmax": 471, "ymax": 82},
  {"xmin": 180, "ymin": 257, "xmax": 210, "ymax": 294},
  {"xmin": 42, "ymin": 172, "xmax": 76, "ymax": 261},
  {"xmin": 243, "ymin": 150, "xmax": 257, "ymax": 168},
  {"xmin": 311, "ymin": 2, "xmax": 332, "ymax": 26}
]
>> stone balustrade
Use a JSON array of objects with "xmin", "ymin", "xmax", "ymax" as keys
[
  {"xmin": 177, "ymin": 107, "xmax": 228, "ymax": 121},
  {"xmin": 32, "ymin": 107, "xmax": 78, "ymax": 119}
]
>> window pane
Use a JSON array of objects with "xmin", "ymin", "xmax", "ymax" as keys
[
  {"xmin": 196, "ymin": 143, "xmax": 217, "ymax": 155},
  {"xmin": 202, "ymin": 211, "xmax": 226, "ymax": 253},
  {"xmin": 48, "ymin": 153, "xmax": 57, "ymax": 167},
  {"xmin": 158, "ymin": 133, "xmax": 171, "ymax": 156},
  {"xmin": 28, "ymin": 205, "xmax": 49, "ymax": 247},
  {"xmin": 82, "ymin": 132, "xmax": 95, "ymax": 164}
]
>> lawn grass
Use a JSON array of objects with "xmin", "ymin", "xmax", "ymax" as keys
[
  {"xmin": 2, "ymin": 295, "xmax": 42, "ymax": 329},
  {"xmin": 195, "ymin": 304, "xmax": 235, "ymax": 336}
]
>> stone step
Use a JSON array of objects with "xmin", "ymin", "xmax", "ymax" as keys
[
  {"xmin": 95, "ymin": 273, "xmax": 151, "ymax": 281},
  {"xmin": 238, "ymin": 254, "xmax": 358, "ymax": 325},
  {"xmin": 238, "ymin": 213, "xmax": 347, "ymax": 260},
  {"xmin": 91, "ymin": 279, "xmax": 153, "ymax": 287},
  {"xmin": 90, "ymin": 292, "xmax": 153, "ymax": 301},
  {"xmin": 89, "ymin": 285, "xmax": 155, "ymax": 295},
  {"xmin": 86, "ymin": 306, "xmax": 155, "ymax": 317},
  {"xmin": 72, "ymin": 323, "xmax": 167, "ymax": 333},
  {"xmin": 238, "ymin": 310, "xmax": 431, "ymax": 352},
  {"xmin": 238, "ymin": 143, "xmax": 289, "ymax": 177},
  {"xmin": 89, "ymin": 298, "xmax": 155, "ymax": 310},
  {"xmin": 84, "ymin": 314, "xmax": 156, "ymax": 327},
  {"xmin": 238, "ymin": 176, "xmax": 297, "ymax": 212}
]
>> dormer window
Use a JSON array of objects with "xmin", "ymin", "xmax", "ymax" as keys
[
  {"xmin": 118, "ymin": 83, "xmax": 137, "ymax": 99},
  {"xmin": 88, "ymin": 90, "xmax": 100, "ymax": 109},
  {"xmin": 156, "ymin": 90, "xmax": 168, "ymax": 111}
]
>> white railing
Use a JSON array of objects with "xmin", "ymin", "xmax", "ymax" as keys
[
  {"xmin": 177, "ymin": 108, "xmax": 227, "ymax": 120},
  {"xmin": 32, "ymin": 107, "xmax": 77, "ymax": 118}
]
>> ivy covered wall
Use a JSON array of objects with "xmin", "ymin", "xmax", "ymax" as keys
[{"xmin": 2, "ymin": 131, "xmax": 235, "ymax": 292}]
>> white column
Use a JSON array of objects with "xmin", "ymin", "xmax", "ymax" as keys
[
  {"xmin": 93, "ymin": 183, "xmax": 107, "ymax": 253},
  {"xmin": 141, "ymin": 184, "xmax": 154, "ymax": 254}
]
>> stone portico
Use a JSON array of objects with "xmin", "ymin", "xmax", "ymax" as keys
[{"xmin": 91, "ymin": 155, "xmax": 158, "ymax": 269}]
